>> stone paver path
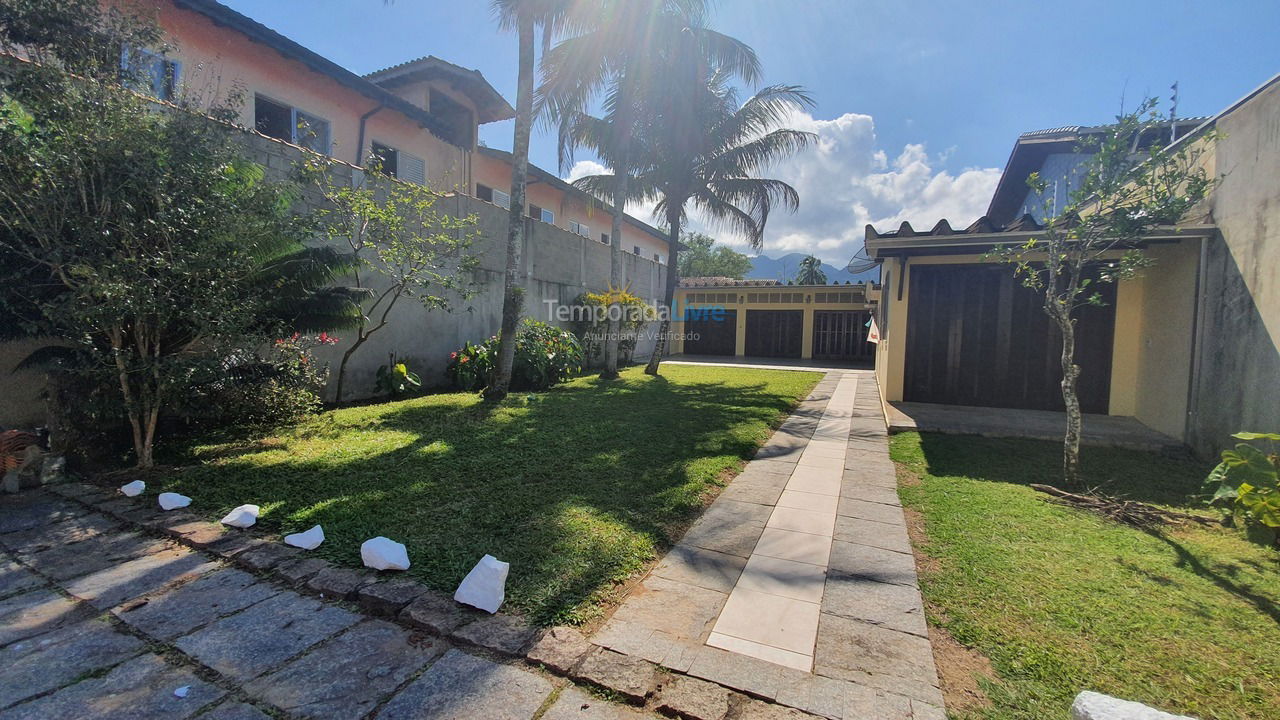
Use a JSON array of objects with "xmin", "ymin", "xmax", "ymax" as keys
[
  {"xmin": 0, "ymin": 489, "xmax": 650, "ymax": 720},
  {"xmin": 592, "ymin": 370, "xmax": 946, "ymax": 719}
]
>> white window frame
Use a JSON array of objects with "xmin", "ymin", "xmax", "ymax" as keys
[
  {"xmin": 539, "ymin": 208, "xmax": 555, "ymax": 225},
  {"xmin": 492, "ymin": 188, "xmax": 511, "ymax": 209},
  {"xmin": 569, "ymin": 220, "xmax": 591, "ymax": 238},
  {"xmin": 254, "ymin": 94, "xmax": 331, "ymax": 154}
]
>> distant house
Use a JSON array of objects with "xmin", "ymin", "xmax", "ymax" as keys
[
  {"xmin": 670, "ymin": 278, "xmax": 881, "ymax": 363},
  {"xmin": 865, "ymin": 72, "xmax": 1280, "ymax": 457}
]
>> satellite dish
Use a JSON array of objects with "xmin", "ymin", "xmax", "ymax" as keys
[{"xmin": 845, "ymin": 245, "xmax": 879, "ymax": 275}]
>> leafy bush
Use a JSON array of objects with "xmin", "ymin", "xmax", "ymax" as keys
[
  {"xmin": 569, "ymin": 290, "xmax": 656, "ymax": 367},
  {"xmin": 447, "ymin": 319, "xmax": 582, "ymax": 392},
  {"xmin": 179, "ymin": 334, "xmax": 335, "ymax": 431},
  {"xmin": 1205, "ymin": 432, "xmax": 1280, "ymax": 543},
  {"xmin": 375, "ymin": 358, "xmax": 422, "ymax": 397}
]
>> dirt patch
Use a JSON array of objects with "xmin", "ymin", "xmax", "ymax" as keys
[{"xmin": 896, "ymin": 462, "xmax": 997, "ymax": 713}]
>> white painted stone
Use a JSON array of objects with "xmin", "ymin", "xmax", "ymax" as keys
[
  {"xmin": 220, "ymin": 504, "xmax": 260, "ymax": 528},
  {"xmin": 173, "ymin": 685, "xmax": 190, "ymax": 698},
  {"xmin": 284, "ymin": 524, "xmax": 325, "ymax": 550},
  {"xmin": 120, "ymin": 480, "xmax": 145, "ymax": 497},
  {"xmin": 157, "ymin": 492, "xmax": 191, "ymax": 511},
  {"xmin": 453, "ymin": 554, "xmax": 509, "ymax": 613},
  {"xmin": 361, "ymin": 536, "xmax": 410, "ymax": 571},
  {"xmin": 1072, "ymin": 691, "xmax": 1198, "ymax": 720}
]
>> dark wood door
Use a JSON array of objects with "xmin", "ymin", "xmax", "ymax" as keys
[
  {"xmin": 904, "ymin": 264, "xmax": 1115, "ymax": 413},
  {"xmin": 813, "ymin": 310, "xmax": 875, "ymax": 363},
  {"xmin": 745, "ymin": 310, "xmax": 803, "ymax": 358},
  {"xmin": 683, "ymin": 309, "xmax": 737, "ymax": 355}
]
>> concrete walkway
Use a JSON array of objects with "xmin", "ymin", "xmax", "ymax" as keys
[{"xmin": 592, "ymin": 370, "xmax": 945, "ymax": 719}]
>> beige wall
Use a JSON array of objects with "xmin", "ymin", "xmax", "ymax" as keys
[
  {"xmin": 472, "ymin": 151, "xmax": 671, "ymax": 263},
  {"xmin": 672, "ymin": 286, "xmax": 876, "ymax": 359}
]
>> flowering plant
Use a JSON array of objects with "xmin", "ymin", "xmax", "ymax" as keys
[{"xmin": 446, "ymin": 319, "xmax": 582, "ymax": 392}]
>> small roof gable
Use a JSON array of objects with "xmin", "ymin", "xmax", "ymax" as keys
[{"xmin": 365, "ymin": 56, "xmax": 514, "ymax": 124}]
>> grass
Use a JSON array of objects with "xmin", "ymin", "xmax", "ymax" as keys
[
  {"xmin": 159, "ymin": 364, "xmax": 820, "ymax": 625},
  {"xmin": 891, "ymin": 432, "xmax": 1280, "ymax": 720}
]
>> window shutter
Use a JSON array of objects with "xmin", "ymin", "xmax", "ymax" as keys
[{"xmin": 399, "ymin": 151, "xmax": 426, "ymax": 184}]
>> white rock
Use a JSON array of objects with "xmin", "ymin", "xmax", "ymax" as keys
[
  {"xmin": 1072, "ymin": 691, "xmax": 1198, "ymax": 720},
  {"xmin": 360, "ymin": 536, "xmax": 410, "ymax": 571},
  {"xmin": 119, "ymin": 480, "xmax": 145, "ymax": 497},
  {"xmin": 173, "ymin": 686, "xmax": 189, "ymax": 699},
  {"xmin": 284, "ymin": 524, "xmax": 325, "ymax": 550},
  {"xmin": 157, "ymin": 492, "xmax": 191, "ymax": 511},
  {"xmin": 453, "ymin": 554, "xmax": 509, "ymax": 614},
  {"xmin": 220, "ymin": 504, "xmax": 260, "ymax": 528}
]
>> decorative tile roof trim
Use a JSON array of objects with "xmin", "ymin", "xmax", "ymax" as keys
[
  {"xmin": 679, "ymin": 277, "xmax": 784, "ymax": 288},
  {"xmin": 364, "ymin": 55, "xmax": 515, "ymax": 124},
  {"xmin": 172, "ymin": 0, "xmax": 459, "ymax": 145}
]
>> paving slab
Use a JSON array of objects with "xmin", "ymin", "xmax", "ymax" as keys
[
  {"xmin": 358, "ymin": 578, "xmax": 430, "ymax": 617},
  {"xmin": 248, "ymin": 619, "xmax": 443, "ymax": 720},
  {"xmin": 774, "ymin": 673, "xmax": 913, "ymax": 720},
  {"xmin": 653, "ymin": 673, "xmax": 731, "ymax": 720},
  {"xmin": 832, "ymin": 515, "xmax": 911, "ymax": 554},
  {"xmin": 710, "ymin": 587, "xmax": 820, "ymax": 658},
  {"xmin": 0, "ymin": 618, "xmax": 145, "ymax": 709},
  {"xmin": 175, "ymin": 590, "xmax": 360, "ymax": 681},
  {"xmin": 527, "ymin": 625, "xmax": 594, "ymax": 674},
  {"xmin": 652, "ymin": 545, "xmax": 748, "ymax": 594},
  {"xmin": 375, "ymin": 648, "xmax": 554, "ymax": 720},
  {"xmin": 0, "ymin": 559, "xmax": 43, "ymax": 599},
  {"xmin": 200, "ymin": 702, "xmax": 275, "ymax": 720},
  {"xmin": 115, "ymin": 567, "xmax": 280, "ymax": 640},
  {"xmin": 0, "ymin": 587, "xmax": 95, "ymax": 646},
  {"xmin": 820, "ymin": 573, "xmax": 927, "ymax": 637},
  {"xmin": 604, "ymin": 575, "xmax": 726, "ymax": 643},
  {"xmin": 752, "ymin": 528, "xmax": 832, "ymax": 567},
  {"xmin": 1, "ymin": 652, "xmax": 225, "ymax": 720},
  {"xmin": 62, "ymin": 546, "xmax": 218, "ymax": 610},
  {"xmin": 826, "ymin": 541, "xmax": 918, "ymax": 588},
  {"xmin": 735, "ymin": 555, "xmax": 827, "ymax": 604},
  {"xmin": 542, "ymin": 684, "xmax": 652, "ymax": 719},
  {"xmin": 22, "ymin": 531, "xmax": 171, "ymax": 581},
  {"xmin": 834, "ymin": 497, "xmax": 904, "ymax": 525},
  {"xmin": 452, "ymin": 612, "xmax": 539, "ymax": 655},
  {"xmin": 0, "ymin": 512, "xmax": 123, "ymax": 555},
  {"xmin": 811, "ymin": 613, "xmax": 941, "ymax": 705},
  {"xmin": 572, "ymin": 647, "xmax": 657, "ymax": 704},
  {"xmin": 685, "ymin": 644, "xmax": 809, "ymax": 700},
  {"xmin": 399, "ymin": 591, "xmax": 472, "ymax": 635},
  {"xmin": 0, "ymin": 493, "xmax": 90, "ymax": 534}
]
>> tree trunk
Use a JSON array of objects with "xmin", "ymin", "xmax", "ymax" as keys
[
  {"xmin": 334, "ymin": 332, "xmax": 368, "ymax": 404},
  {"xmin": 601, "ymin": 86, "xmax": 633, "ymax": 381},
  {"xmin": 487, "ymin": 13, "xmax": 535, "ymax": 401},
  {"xmin": 645, "ymin": 208, "xmax": 682, "ymax": 375},
  {"xmin": 1057, "ymin": 311, "xmax": 1083, "ymax": 487}
]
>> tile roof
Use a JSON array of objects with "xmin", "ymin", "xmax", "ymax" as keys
[
  {"xmin": 364, "ymin": 56, "xmax": 514, "ymax": 124},
  {"xmin": 680, "ymin": 277, "xmax": 784, "ymax": 288},
  {"xmin": 865, "ymin": 213, "xmax": 1043, "ymax": 242}
]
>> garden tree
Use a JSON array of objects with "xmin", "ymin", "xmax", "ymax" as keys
[
  {"xmin": 305, "ymin": 157, "xmax": 478, "ymax": 403},
  {"xmin": 576, "ymin": 72, "xmax": 814, "ymax": 375},
  {"xmin": 677, "ymin": 232, "xmax": 752, "ymax": 279},
  {"xmin": 991, "ymin": 101, "xmax": 1215, "ymax": 486},
  {"xmin": 0, "ymin": 6, "xmax": 360, "ymax": 467},
  {"xmin": 541, "ymin": 0, "xmax": 759, "ymax": 379},
  {"xmin": 794, "ymin": 255, "xmax": 827, "ymax": 285},
  {"xmin": 486, "ymin": 0, "xmax": 571, "ymax": 401}
]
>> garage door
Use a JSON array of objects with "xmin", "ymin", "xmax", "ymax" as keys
[
  {"xmin": 904, "ymin": 264, "xmax": 1115, "ymax": 413},
  {"xmin": 745, "ymin": 310, "xmax": 803, "ymax": 358},
  {"xmin": 683, "ymin": 309, "xmax": 737, "ymax": 355},
  {"xmin": 813, "ymin": 310, "xmax": 875, "ymax": 363}
]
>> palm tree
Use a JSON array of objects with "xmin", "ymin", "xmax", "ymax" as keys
[
  {"xmin": 486, "ymin": 0, "xmax": 570, "ymax": 401},
  {"xmin": 795, "ymin": 255, "xmax": 827, "ymax": 285},
  {"xmin": 576, "ymin": 74, "xmax": 815, "ymax": 375},
  {"xmin": 539, "ymin": 0, "xmax": 759, "ymax": 379}
]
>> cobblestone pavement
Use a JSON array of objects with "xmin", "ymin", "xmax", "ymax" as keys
[{"xmin": 592, "ymin": 370, "xmax": 946, "ymax": 719}]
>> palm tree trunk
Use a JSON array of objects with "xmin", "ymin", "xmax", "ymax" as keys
[
  {"xmin": 487, "ymin": 12, "xmax": 535, "ymax": 401},
  {"xmin": 645, "ymin": 207, "xmax": 681, "ymax": 375},
  {"xmin": 601, "ymin": 86, "xmax": 632, "ymax": 380}
]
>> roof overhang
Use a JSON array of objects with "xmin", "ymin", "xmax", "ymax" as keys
[
  {"xmin": 866, "ymin": 224, "xmax": 1217, "ymax": 259},
  {"xmin": 365, "ymin": 57, "xmax": 514, "ymax": 124}
]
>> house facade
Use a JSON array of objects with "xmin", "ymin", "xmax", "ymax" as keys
[
  {"xmin": 0, "ymin": 0, "xmax": 673, "ymax": 426},
  {"xmin": 670, "ymin": 279, "xmax": 881, "ymax": 363},
  {"xmin": 866, "ymin": 72, "xmax": 1280, "ymax": 457}
]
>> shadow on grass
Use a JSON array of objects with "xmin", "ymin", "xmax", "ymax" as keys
[
  {"xmin": 913, "ymin": 432, "xmax": 1209, "ymax": 508},
  {"xmin": 1143, "ymin": 529, "xmax": 1280, "ymax": 627},
  {"xmin": 163, "ymin": 368, "xmax": 817, "ymax": 624}
]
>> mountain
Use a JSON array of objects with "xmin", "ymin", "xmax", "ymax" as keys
[{"xmin": 746, "ymin": 253, "xmax": 880, "ymax": 285}]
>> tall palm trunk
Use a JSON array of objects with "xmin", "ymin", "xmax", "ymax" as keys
[
  {"xmin": 487, "ymin": 13, "xmax": 536, "ymax": 401},
  {"xmin": 645, "ymin": 204, "xmax": 682, "ymax": 375},
  {"xmin": 601, "ymin": 90, "xmax": 632, "ymax": 380}
]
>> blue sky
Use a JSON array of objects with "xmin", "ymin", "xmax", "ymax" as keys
[{"xmin": 221, "ymin": 0, "xmax": 1280, "ymax": 263}]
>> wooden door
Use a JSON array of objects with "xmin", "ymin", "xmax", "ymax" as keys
[
  {"xmin": 904, "ymin": 264, "xmax": 1115, "ymax": 413},
  {"xmin": 745, "ymin": 310, "xmax": 803, "ymax": 358},
  {"xmin": 683, "ymin": 309, "xmax": 737, "ymax": 355},
  {"xmin": 813, "ymin": 310, "xmax": 875, "ymax": 362}
]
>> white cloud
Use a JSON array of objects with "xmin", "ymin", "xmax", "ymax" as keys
[{"xmin": 562, "ymin": 111, "xmax": 1000, "ymax": 266}]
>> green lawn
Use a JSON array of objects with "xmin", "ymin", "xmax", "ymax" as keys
[
  {"xmin": 891, "ymin": 432, "xmax": 1280, "ymax": 720},
  {"xmin": 161, "ymin": 365, "xmax": 820, "ymax": 625}
]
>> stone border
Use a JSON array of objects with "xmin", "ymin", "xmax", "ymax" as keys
[{"xmin": 40, "ymin": 478, "xmax": 838, "ymax": 719}]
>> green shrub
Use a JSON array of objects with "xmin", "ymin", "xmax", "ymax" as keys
[
  {"xmin": 1205, "ymin": 432, "xmax": 1280, "ymax": 544},
  {"xmin": 447, "ymin": 319, "xmax": 582, "ymax": 392},
  {"xmin": 375, "ymin": 358, "xmax": 422, "ymax": 397},
  {"xmin": 181, "ymin": 333, "xmax": 332, "ymax": 431},
  {"xmin": 569, "ymin": 290, "xmax": 655, "ymax": 367}
]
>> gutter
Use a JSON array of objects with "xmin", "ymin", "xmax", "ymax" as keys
[{"xmin": 355, "ymin": 103, "xmax": 385, "ymax": 167}]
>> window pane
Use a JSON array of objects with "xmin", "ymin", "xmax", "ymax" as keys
[
  {"xmin": 254, "ymin": 96, "xmax": 292, "ymax": 142},
  {"xmin": 294, "ymin": 111, "xmax": 330, "ymax": 153},
  {"xmin": 540, "ymin": 208, "xmax": 555, "ymax": 224},
  {"xmin": 476, "ymin": 184, "xmax": 493, "ymax": 202},
  {"xmin": 493, "ymin": 190, "xmax": 511, "ymax": 209},
  {"xmin": 371, "ymin": 142, "xmax": 398, "ymax": 177}
]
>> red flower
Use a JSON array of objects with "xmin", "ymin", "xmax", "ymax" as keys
[
  {"xmin": 450, "ymin": 351, "xmax": 458, "ymax": 359},
  {"xmin": 459, "ymin": 356, "xmax": 469, "ymax": 364}
]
